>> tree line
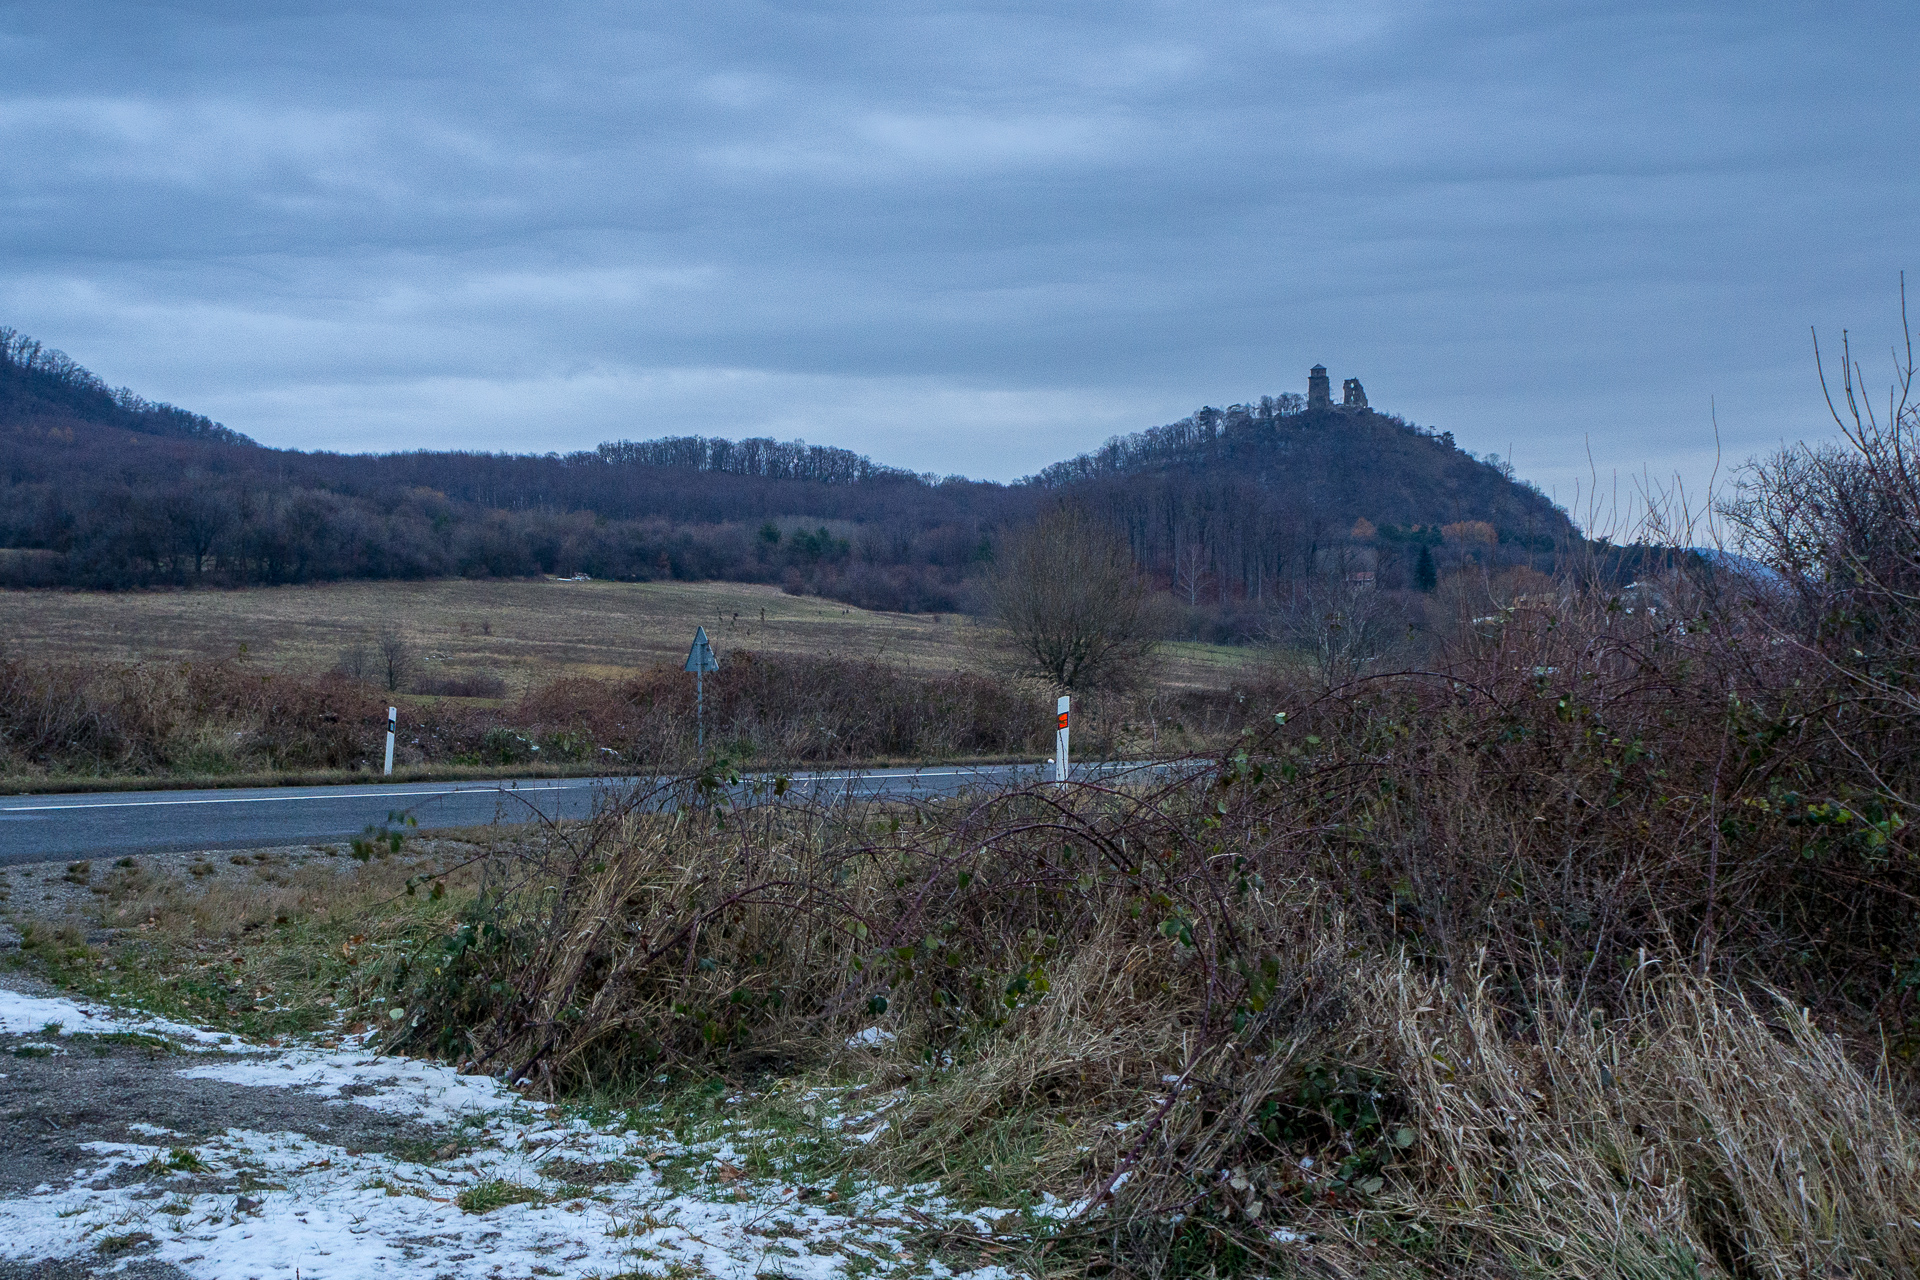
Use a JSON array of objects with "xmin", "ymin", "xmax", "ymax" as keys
[{"xmin": 0, "ymin": 323, "xmax": 1583, "ymax": 625}]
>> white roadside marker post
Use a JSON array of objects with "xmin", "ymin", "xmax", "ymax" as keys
[
  {"xmin": 384, "ymin": 706, "xmax": 396, "ymax": 776},
  {"xmin": 1055, "ymin": 695, "xmax": 1070, "ymax": 785},
  {"xmin": 684, "ymin": 626, "xmax": 720, "ymax": 754}
]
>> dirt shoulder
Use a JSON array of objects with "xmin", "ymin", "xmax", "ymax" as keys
[
  {"xmin": 0, "ymin": 1023, "xmax": 456, "ymax": 1199},
  {"xmin": 1, "ymin": 833, "xmax": 505, "ymax": 946}
]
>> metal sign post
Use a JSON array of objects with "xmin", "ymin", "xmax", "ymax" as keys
[
  {"xmin": 384, "ymin": 706, "xmax": 397, "ymax": 776},
  {"xmin": 685, "ymin": 626, "xmax": 720, "ymax": 752},
  {"xmin": 1055, "ymin": 695, "xmax": 1070, "ymax": 784}
]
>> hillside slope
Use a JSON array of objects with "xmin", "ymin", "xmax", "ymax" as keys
[
  {"xmin": 1033, "ymin": 398, "xmax": 1573, "ymax": 600},
  {"xmin": 0, "ymin": 326, "xmax": 1572, "ymax": 612},
  {"xmin": 1, "ymin": 328, "xmax": 251, "ymax": 447}
]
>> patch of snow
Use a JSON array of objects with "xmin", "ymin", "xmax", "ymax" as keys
[
  {"xmin": 126, "ymin": 1123, "xmax": 182, "ymax": 1139},
  {"xmin": 0, "ymin": 988, "xmax": 248, "ymax": 1050},
  {"xmin": 847, "ymin": 1025, "xmax": 896, "ymax": 1048},
  {"xmin": 0, "ymin": 1112, "xmax": 1045, "ymax": 1280},
  {"xmin": 175, "ymin": 1049, "xmax": 518, "ymax": 1126},
  {"xmin": 0, "ymin": 987, "xmax": 1066, "ymax": 1280}
]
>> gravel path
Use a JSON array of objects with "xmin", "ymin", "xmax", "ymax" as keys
[
  {"xmin": 0, "ymin": 843, "xmax": 1052, "ymax": 1280},
  {"xmin": 0, "ymin": 979, "xmax": 1047, "ymax": 1280}
]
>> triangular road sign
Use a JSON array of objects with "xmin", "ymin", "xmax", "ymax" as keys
[{"xmin": 685, "ymin": 625, "xmax": 720, "ymax": 673}]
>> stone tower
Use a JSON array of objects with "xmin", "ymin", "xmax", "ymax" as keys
[
  {"xmin": 1307, "ymin": 364, "xmax": 1331, "ymax": 410},
  {"xmin": 1342, "ymin": 377, "xmax": 1367, "ymax": 410}
]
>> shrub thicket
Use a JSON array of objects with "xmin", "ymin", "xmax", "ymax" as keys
[
  {"xmin": 0, "ymin": 651, "xmax": 1054, "ymax": 777},
  {"xmin": 359, "ymin": 555, "xmax": 1920, "ymax": 1277}
]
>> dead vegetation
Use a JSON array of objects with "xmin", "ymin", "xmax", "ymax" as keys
[
  {"xmin": 21, "ymin": 298, "xmax": 1920, "ymax": 1278},
  {"xmin": 319, "ymin": 504, "xmax": 1920, "ymax": 1277},
  {"xmin": 0, "ymin": 640, "xmax": 1267, "ymax": 786},
  {"xmin": 0, "ymin": 650, "xmax": 1081, "ymax": 781},
  {"xmin": 0, "ymin": 577, "xmax": 1252, "ymax": 695},
  {"xmin": 9, "ymin": 833, "xmax": 505, "ymax": 1040}
]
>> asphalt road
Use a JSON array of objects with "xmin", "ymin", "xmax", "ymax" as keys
[{"xmin": 0, "ymin": 762, "xmax": 1153, "ymax": 865}]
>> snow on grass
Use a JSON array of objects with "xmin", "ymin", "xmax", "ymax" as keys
[
  {"xmin": 0, "ymin": 987, "xmax": 1057, "ymax": 1279},
  {"xmin": 0, "ymin": 1113, "xmax": 1033, "ymax": 1280},
  {"xmin": 175, "ymin": 1046, "xmax": 515, "ymax": 1127},
  {"xmin": 0, "ymin": 986, "xmax": 246, "ymax": 1049}
]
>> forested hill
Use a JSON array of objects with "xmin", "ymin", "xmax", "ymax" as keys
[
  {"xmin": 1033, "ymin": 397, "xmax": 1564, "ymax": 536},
  {"xmin": 1, "ymin": 328, "xmax": 252, "ymax": 447},
  {"xmin": 0, "ymin": 324, "xmax": 1576, "ymax": 621}
]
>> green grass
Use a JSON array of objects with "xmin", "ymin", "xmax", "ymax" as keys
[
  {"xmin": 456, "ymin": 1178, "xmax": 547, "ymax": 1213},
  {"xmin": 72, "ymin": 1030, "xmax": 178, "ymax": 1056},
  {"xmin": 165, "ymin": 1147, "xmax": 208, "ymax": 1173},
  {"xmin": 8, "ymin": 854, "xmax": 481, "ymax": 1042},
  {"xmin": 94, "ymin": 1232, "xmax": 157, "ymax": 1257}
]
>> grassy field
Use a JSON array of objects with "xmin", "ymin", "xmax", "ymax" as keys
[{"xmin": 0, "ymin": 579, "xmax": 1248, "ymax": 692}]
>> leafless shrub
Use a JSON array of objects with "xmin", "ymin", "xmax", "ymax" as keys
[
  {"xmin": 0, "ymin": 659, "xmax": 377, "ymax": 772},
  {"xmin": 1264, "ymin": 573, "xmax": 1409, "ymax": 688},
  {"xmin": 368, "ymin": 549, "xmax": 1920, "ymax": 1275},
  {"xmin": 517, "ymin": 652, "xmax": 1043, "ymax": 766},
  {"xmin": 0, "ymin": 651, "xmax": 1047, "ymax": 777},
  {"xmin": 414, "ymin": 671, "xmax": 509, "ymax": 699},
  {"xmin": 335, "ymin": 640, "xmax": 371, "ymax": 681},
  {"xmin": 1724, "ymin": 282, "xmax": 1920, "ymax": 803}
]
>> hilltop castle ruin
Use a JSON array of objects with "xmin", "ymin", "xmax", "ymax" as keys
[{"xmin": 1307, "ymin": 364, "xmax": 1366, "ymax": 411}]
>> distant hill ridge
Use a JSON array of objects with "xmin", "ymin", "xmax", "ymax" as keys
[
  {"xmin": 1029, "ymin": 374, "xmax": 1571, "ymax": 542},
  {"xmin": 591, "ymin": 435, "xmax": 926, "ymax": 486},
  {"xmin": 0, "ymin": 325, "xmax": 1572, "ymax": 614},
  {"xmin": 0, "ymin": 328, "xmax": 253, "ymax": 447}
]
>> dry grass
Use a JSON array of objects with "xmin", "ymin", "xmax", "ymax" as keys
[
  {"xmin": 355, "ymin": 758, "xmax": 1920, "ymax": 1277},
  {"xmin": 9, "ymin": 832, "xmax": 510, "ymax": 1040},
  {"xmin": 0, "ymin": 648, "xmax": 1059, "ymax": 780},
  {"xmin": 1378, "ymin": 965, "xmax": 1920, "ymax": 1278},
  {"xmin": 0, "ymin": 578, "xmax": 1248, "ymax": 693},
  {"xmin": 333, "ymin": 554, "xmax": 1920, "ymax": 1277}
]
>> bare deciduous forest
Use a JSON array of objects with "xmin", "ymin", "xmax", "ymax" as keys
[{"xmin": 2, "ymin": 326, "xmax": 1578, "ymax": 638}]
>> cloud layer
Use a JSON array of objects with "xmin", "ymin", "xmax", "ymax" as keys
[{"xmin": 2, "ymin": 0, "xmax": 1913, "ymax": 517}]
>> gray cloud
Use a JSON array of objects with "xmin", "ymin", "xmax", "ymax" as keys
[{"xmin": 1, "ymin": 0, "xmax": 1913, "ymax": 513}]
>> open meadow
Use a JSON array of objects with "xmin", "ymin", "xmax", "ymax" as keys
[
  {"xmin": 0, "ymin": 578, "xmax": 1250, "ymax": 693},
  {"xmin": 0, "ymin": 581, "xmax": 1263, "ymax": 786}
]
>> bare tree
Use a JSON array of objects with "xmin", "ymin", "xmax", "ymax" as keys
[
  {"xmin": 1725, "ymin": 279, "xmax": 1920, "ymax": 698},
  {"xmin": 1172, "ymin": 535, "xmax": 1210, "ymax": 606},
  {"xmin": 991, "ymin": 505, "xmax": 1155, "ymax": 691},
  {"xmin": 375, "ymin": 626, "xmax": 417, "ymax": 693},
  {"xmin": 336, "ymin": 640, "xmax": 371, "ymax": 680},
  {"xmin": 1717, "ymin": 281, "xmax": 1920, "ymax": 827},
  {"xmin": 1269, "ymin": 573, "xmax": 1402, "ymax": 689}
]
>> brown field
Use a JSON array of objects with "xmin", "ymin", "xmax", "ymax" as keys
[{"xmin": 0, "ymin": 579, "xmax": 1248, "ymax": 692}]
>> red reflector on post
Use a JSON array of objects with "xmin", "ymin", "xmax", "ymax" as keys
[{"xmin": 1057, "ymin": 712, "xmax": 1069, "ymax": 729}]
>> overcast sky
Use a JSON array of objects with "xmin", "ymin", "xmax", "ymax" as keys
[{"xmin": 1, "ymin": 1, "xmax": 1912, "ymax": 525}]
